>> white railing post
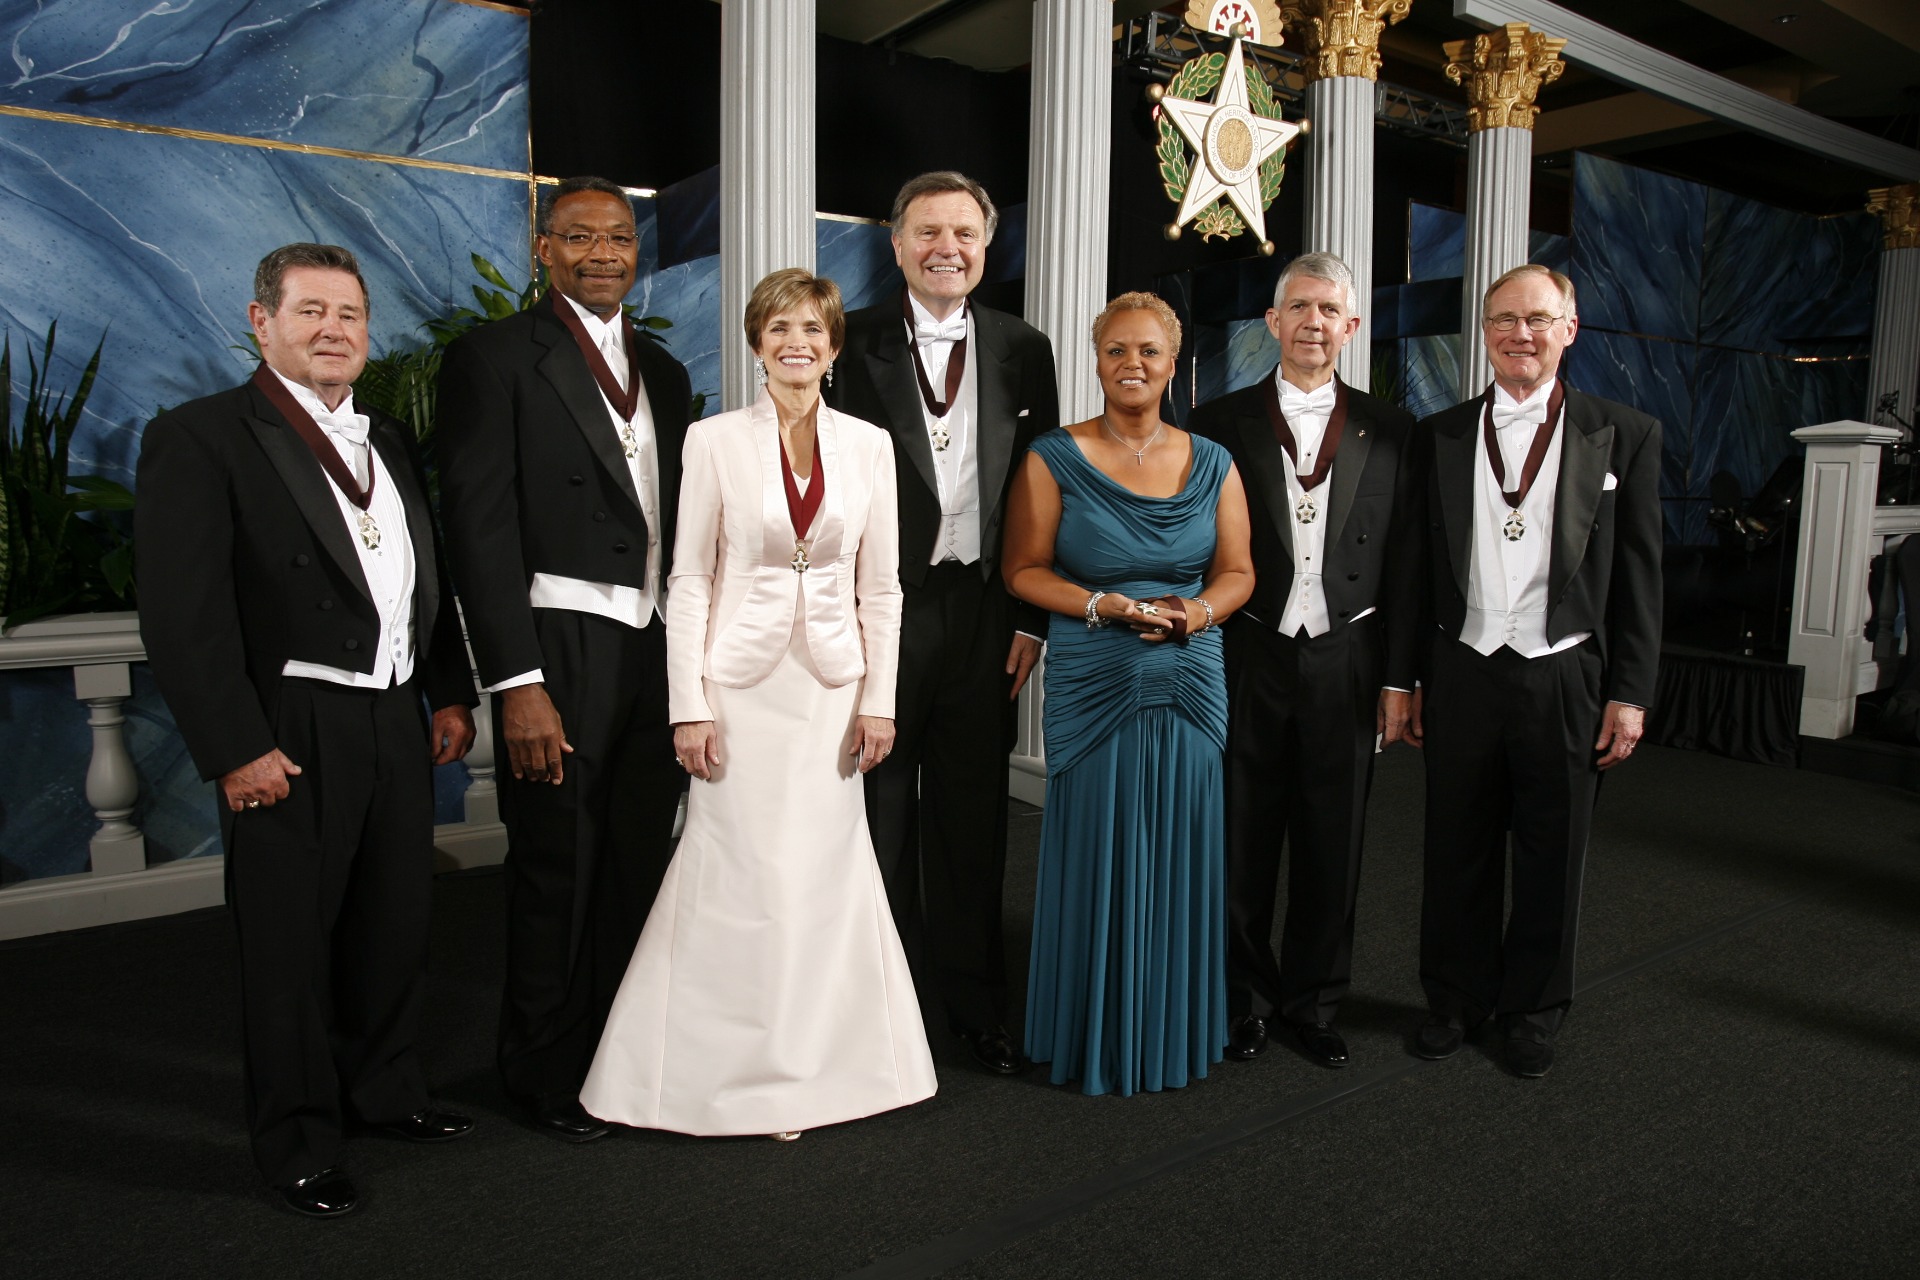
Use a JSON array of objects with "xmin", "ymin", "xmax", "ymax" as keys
[
  {"xmin": 1788, "ymin": 420, "xmax": 1904, "ymax": 738},
  {"xmin": 74, "ymin": 660, "xmax": 146, "ymax": 876}
]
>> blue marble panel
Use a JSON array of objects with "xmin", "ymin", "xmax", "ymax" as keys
[
  {"xmin": 1572, "ymin": 152, "xmax": 1705, "ymax": 342},
  {"xmin": 1219, "ymin": 318, "xmax": 1279, "ymax": 397},
  {"xmin": 628, "ymin": 197, "xmax": 721, "ymax": 417},
  {"xmin": 0, "ymin": 112, "xmax": 530, "ymax": 486},
  {"xmin": 1693, "ymin": 348, "xmax": 1869, "ymax": 512},
  {"xmin": 1529, "ymin": 230, "xmax": 1571, "ymax": 276},
  {"xmin": 0, "ymin": 0, "xmax": 529, "ymax": 172},
  {"xmin": 1565, "ymin": 330, "xmax": 1697, "ymax": 543},
  {"xmin": 1403, "ymin": 335, "xmax": 1462, "ymax": 420},
  {"xmin": 0, "ymin": 667, "xmax": 93, "ymax": 884},
  {"xmin": 818, "ymin": 219, "xmax": 901, "ymax": 312},
  {"xmin": 1409, "ymin": 203, "xmax": 1463, "ymax": 283},
  {"xmin": 1699, "ymin": 192, "xmax": 1875, "ymax": 353}
]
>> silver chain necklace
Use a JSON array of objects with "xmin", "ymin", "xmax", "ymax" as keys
[{"xmin": 1101, "ymin": 415, "xmax": 1166, "ymax": 466}]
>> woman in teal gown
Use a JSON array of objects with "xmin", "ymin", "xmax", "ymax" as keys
[{"xmin": 1002, "ymin": 293, "xmax": 1254, "ymax": 1095}]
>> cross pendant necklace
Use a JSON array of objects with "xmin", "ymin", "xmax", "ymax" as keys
[{"xmin": 1100, "ymin": 415, "xmax": 1165, "ymax": 466}]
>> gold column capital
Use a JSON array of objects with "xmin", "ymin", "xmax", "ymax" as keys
[
  {"xmin": 1868, "ymin": 183, "xmax": 1920, "ymax": 251},
  {"xmin": 1278, "ymin": 0, "xmax": 1413, "ymax": 84},
  {"xmin": 1442, "ymin": 21, "xmax": 1568, "ymax": 132}
]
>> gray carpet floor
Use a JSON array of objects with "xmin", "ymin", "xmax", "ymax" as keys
[{"xmin": 3, "ymin": 743, "xmax": 1917, "ymax": 1278}]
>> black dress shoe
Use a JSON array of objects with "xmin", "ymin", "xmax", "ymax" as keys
[
  {"xmin": 1225, "ymin": 1015, "xmax": 1269, "ymax": 1061},
  {"xmin": 279, "ymin": 1168, "xmax": 358, "ymax": 1219},
  {"xmin": 1291, "ymin": 1020, "xmax": 1349, "ymax": 1069},
  {"xmin": 1413, "ymin": 1014, "xmax": 1466, "ymax": 1060},
  {"xmin": 377, "ymin": 1106, "xmax": 475, "ymax": 1143},
  {"xmin": 1504, "ymin": 1034, "xmax": 1554, "ymax": 1079},
  {"xmin": 531, "ymin": 1099, "xmax": 610, "ymax": 1143},
  {"xmin": 959, "ymin": 1026, "xmax": 1026, "ymax": 1075}
]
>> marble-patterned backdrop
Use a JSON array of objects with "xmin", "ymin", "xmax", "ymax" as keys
[{"xmin": 0, "ymin": 0, "xmax": 534, "ymax": 884}]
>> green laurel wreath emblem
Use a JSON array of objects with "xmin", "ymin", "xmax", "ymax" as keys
[{"xmin": 1157, "ymin": 52, "xmax": 1289, "ymax": 243}]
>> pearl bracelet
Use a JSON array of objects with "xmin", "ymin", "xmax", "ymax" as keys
[{"xmin": 1084, "ymin": 591, "xmax": 1108, "ymax": 629}]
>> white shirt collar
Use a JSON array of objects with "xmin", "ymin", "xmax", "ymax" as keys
[
  {"xmin": 269, "ymin": 365, "xmax": 357, "ymax": 423},
  {"xmin": 560, "ymin": 291, "xmax": 624, "ymax": 353},
  {"xmin": 906, "ymin": 292, "xmax": 968, "ymax": 336},
  {"xmin": 1492, "ymin": 376, "xmax": 1557, "ymax": 415}
]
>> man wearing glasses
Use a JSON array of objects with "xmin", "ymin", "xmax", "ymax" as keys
[
  {"xmin": 438, "ymin": 176, "xmax": 692, "ymax": 1141},
  {"xmin": 1408, "ymin": 264, "xmax": 1661, "ymax": 1078}
]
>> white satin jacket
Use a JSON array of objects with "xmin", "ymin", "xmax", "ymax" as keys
[{"xmin": 666, "ymin": 393, "xmax": 902, "ymax": 723}]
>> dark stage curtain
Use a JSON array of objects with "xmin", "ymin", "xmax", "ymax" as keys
[{"xmin": 1646, "ymin": 646, "xmax": 1804, "ymax": 768}]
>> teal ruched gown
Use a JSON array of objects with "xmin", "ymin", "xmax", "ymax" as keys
[{"xmin": 1024, "ymin": 429, "xmax": 1230, "ymax": 1096}]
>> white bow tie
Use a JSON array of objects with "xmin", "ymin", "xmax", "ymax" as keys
[
  {"xmin": 314, "ymin": 409, "xmax": 371, "ymax": 448},
  {"xmin": 1278, "ymin": 381, "xmax": 1336, "ymax": 420},
  {"xmin": 1490, "ymin": 400, "xmax": 1549, "ymax": 432},
  {"xmin": 914, "ymin": 316, "xmax": 967, "ymax": 347}
]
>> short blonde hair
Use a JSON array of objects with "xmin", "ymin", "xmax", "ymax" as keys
[
  {"xmin": 743, "ymin": 268, "xmax": 846, "ymax": 353},
  {"xmin": 1091, "ymin": 291, "xmax": 1183, "ymax": 357},
  {"xmin": 1483, "ymin": 264, "xmax": 1577, "ymax": 320}
]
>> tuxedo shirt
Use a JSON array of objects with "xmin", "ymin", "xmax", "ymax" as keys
[
  {"xmin": 489, "ymin": 292, "xmax": 664, "ymax": 692},
  {"xmin": 271, "ymin": 370, "xmax": 417, "ymax": 689},
  {"xmin": 1462, "ymin": 378, "xmax": 1590, "ymax": 659},
  {"xmin": 905, "ymin": 293, "xmax": 982, "ymax": 567}
]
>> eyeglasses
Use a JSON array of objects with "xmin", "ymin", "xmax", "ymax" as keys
[
  {"xmin": 1483, "ymin": 312, "xmax": 1566, "ymax": 332},
  {"xmin": 552, "ymin": 232, "xmax": 637, "ymax": 250}
]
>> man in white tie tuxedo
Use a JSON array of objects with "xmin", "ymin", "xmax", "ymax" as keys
[
  {"xmin": 1187, "ymin": 253, "xmax": 1424, "ymax": 1070},
  {"xmin": 826, "ymin": 172, "xmax": 1059, "ymax": 1075},
  {"xmin": 1409, "ymin": 264, "xmax": 1661, "ymax": 1078},
  {"xmin": 136, "ymin": 243, "xmax": 480, "ymax": 1216},
  {"xmin": 437, "ymin": 177, "xmax": 693, "ymax": 1141}
]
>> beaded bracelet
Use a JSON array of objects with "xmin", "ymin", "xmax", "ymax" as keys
[
  {"xmin": 1084, "ymin": 591, "xmax": 1108, "ymax": 629},
  {"xmin": 1193, "ymin": 597, "xmax": 1215, "ymax": 633}
]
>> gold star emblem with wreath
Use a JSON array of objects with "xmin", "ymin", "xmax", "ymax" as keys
[{"xmin": 1149, "ymin": 31, "xmax": 1303, "ymax": 252}]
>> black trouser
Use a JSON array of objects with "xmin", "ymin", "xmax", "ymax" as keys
[
  {"xmin": 495, "ymin": 610, "xmax": 680, "ymax": 1109},
  {"xmin": 1223, "ymin": 615, "xmax": 1381, "ymax": 1024},
  {"xmin": 222, "ymin": 677, "xmax": 433, "ymax": 1189},
  {"xmin": 1419, "ymin": 636, "xmax": 1604, "ymax": 1038},
  {"xmin": 865, "ymin": 560, "xmax": 1016, "ymax": 1035}
]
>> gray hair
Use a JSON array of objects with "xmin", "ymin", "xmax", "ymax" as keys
[
  {"xmin": 888, "ymin": 171, "xmax": 999, "ymax": 242},
  {"xmin": 1272, "ymin": 251, "xmax": 1358, "ymax": 316},
  {"xmin": 538, "ymin": 176, "xmax": 635, "ymax": 233},
  {"xmin": 1483, "ymin": 263, "xmax": 1578, "ymax": 320},
  {"xmin": 253, "ymin": 243, "xmax": 369, "ymax": 316}
]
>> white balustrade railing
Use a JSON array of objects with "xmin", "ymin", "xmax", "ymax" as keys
[{"xmin": 0, "ymin": 610, "xmax": 505, "ymax": 940}]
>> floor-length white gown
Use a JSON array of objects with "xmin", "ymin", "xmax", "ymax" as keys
[{"xmin": 580, "ymin": 399, "xmax": 935, "ymax": 1136}]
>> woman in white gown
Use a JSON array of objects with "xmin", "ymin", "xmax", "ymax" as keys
[{"xmin": 580, "ymin": 268, "xmax": 936, "ymax": 1139}]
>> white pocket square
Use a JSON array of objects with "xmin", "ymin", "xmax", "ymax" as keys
[
  {"xmin": 1018, "ymin": 409, "xmax": 1031, "ymax": 418},
  {"xmin": 1603, "ymin": 472, "xmax": 1619, "ymax": 491}
]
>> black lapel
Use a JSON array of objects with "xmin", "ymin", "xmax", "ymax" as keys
[
  {"xmin": 1549, "ymin": 392, "xmax": 1613, "ymax": 607},
  {"xmin": 972, "ymin": 308, "xmax": 1019, "ymax": 532},
  {"xmin": 369, "ymin": 418, "xmax": 439, "ymax": 645},
  {"xmin": 1230, "ymin": 372, "xmax": 1295, "ymax": 563},
  {"xmin": 242, "ymin": 384, "xmax": 373, "ymax": 600},
  {"xmin": 863, "ymin": 315, "xmax": 942, "ymax": 500},
  {"xmin": 1324, "ymin": 376, "xmax": 1372, "ymax": 546},
  {"xmin": 1432, "ymin": 401, "xmax": 1478, "ymax": 601},
  {"xmin": 533, "ymin": 293, "xmax": 645, "ymax": 515}
]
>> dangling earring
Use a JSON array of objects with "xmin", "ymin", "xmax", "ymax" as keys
[
  {"xmin": 754, "ymin": 357, "xmax": 767, "ymax": 387},
  {"xmin": 825, "ymin": 360, "xmax": 835, "ymax": 388}
]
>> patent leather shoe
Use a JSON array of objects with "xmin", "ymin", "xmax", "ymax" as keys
[
  {"xmin": 1504, "ymin": 1034, "xmax": 1555, "ymax": 1079},
  {"xmin": 531, "ymin": 1099, "xmax": 610, "ymax": 1143},
  {"xmin": 1413, "ymin": 1014, "xmax": 1466, "ymax": 1060},
  {"xmin": 377, "ymin": 1106, "xmax": 474, "ymax": 1144},
  {"xmin": 1291, "ymin": 1020, "xmax": 1349, "ymax": 1069},
  {"xmin": 1225, "ymin": 1015, "xmax": 1269, "ymax": 1061},
  {"xmin": 279, "ymin": 1167, "xmax": 358, "ymax": 1219},
  {"xmin": 960, "ymin": 1026, "xmax": 1026, "ymax": 1075}
]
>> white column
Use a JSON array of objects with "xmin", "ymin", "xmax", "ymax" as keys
[
  {"xmin": 1458, "ymin": 127, "xmax": 1530, "ymax": 398},
  {"xmin": 74, "ymin": 662, "xmax": 146, "ymax": 877},
  {"xmin": 719, "ymin": 0, "xmax": 815, "ymax": 412},
  {"xmin": 1787, "ymin": 420, "xmax": 1903, "ymax": 739},
  {"xmin": 1867, "ymin": 246, "xmax": 1920, "ymax": 426},
  {"xmin": 1303, "ymin": 76, "xmax": 1375, "ymax": 388},
  {"xmin": 1025, "ymin": 0, "xmax": 1112, "ymax": 424}
]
